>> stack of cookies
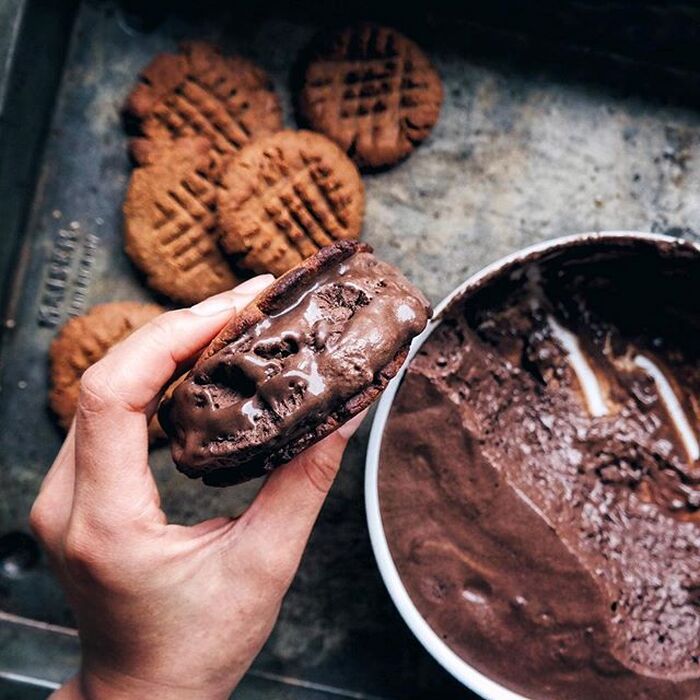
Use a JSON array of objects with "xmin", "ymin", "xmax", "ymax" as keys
[
  {"xmin": 122, "ymin": 26, "xmax": 443, "ymax": 305},
  {"xmin": 48, "ymin": 24, "xmax": 442, "ymax": 433}
]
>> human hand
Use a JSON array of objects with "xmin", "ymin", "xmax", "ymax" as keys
[{"xmin": 29, "ymin": 276, "xmax": 365, "ymax": 700}]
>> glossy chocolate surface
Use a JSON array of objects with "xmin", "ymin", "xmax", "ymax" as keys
[
  {"xmin": 169, "ymin": 250, "xmax": 430, "ymax": 479},
  {"xmin": 379, "ymin": 238, "xmax": 700, "ymax": 699}
]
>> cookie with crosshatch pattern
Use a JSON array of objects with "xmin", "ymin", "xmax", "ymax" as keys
[
  {"xmin": 217, "ymin": 130, "xmax": 364, "ymax": 276},
  {"xmin": 125, "ymin": 41, "xmax": 283, "ymax": 166},
  {"xmin": 49, "ymin": 301, "xmax": 165, "ymax": 440},
  {"xmin": 298, "ymin": 24, "xmax": 443, "ymax": 168},
  {"xmin": 123, "ymin": 136, "xmax": 240, "ymax": 304}
]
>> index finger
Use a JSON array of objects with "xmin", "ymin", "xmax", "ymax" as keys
[{"xmin": 72, "ymin": 277, "xmax": 274, "ymax": 524}]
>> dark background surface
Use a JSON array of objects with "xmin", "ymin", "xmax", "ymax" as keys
[{"xmin": 2, "ymin": 0, "xmax": 700, "ymax": 697}]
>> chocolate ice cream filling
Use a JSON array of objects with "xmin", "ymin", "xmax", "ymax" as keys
[
  {"xmin": 379, "ymin": 238, "xmax": 700, "ymax": 699},
  {"xmin": 171, "ymin": 251, "xmax": 429, "ymax": 471}
]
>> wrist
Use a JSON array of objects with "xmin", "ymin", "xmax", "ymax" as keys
[{"xmin": 52, "ymin": 669, "xmax": 233, "ymax": 700}]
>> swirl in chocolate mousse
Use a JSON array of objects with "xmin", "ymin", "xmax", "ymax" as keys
[{"xmin": 379, "ymin": 237, "xmax": 700, "ymax": 699}]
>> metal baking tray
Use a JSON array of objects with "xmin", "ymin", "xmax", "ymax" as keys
[{"xmin": 2, "ymin": 0, "xmax": 700, "ymax": 697}]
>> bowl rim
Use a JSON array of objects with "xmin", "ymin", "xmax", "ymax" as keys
[{"xmin": 364, "ymin": 230, "xmax": 700, "ymax": 700}]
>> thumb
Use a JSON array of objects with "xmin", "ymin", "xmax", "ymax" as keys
[{"xmin": 236, "ymin": 411, "xmax": 367, "ymax": 573}]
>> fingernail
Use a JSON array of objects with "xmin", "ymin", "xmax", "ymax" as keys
[
  {"xmin": 189, "ymin": 275, "xmax": 274, "ymax": 316},
  {"xmin": 190, "ymin": 293, "xmax": 239, "ymax": 316},
  {"xmin": 233, "ymin": 274, "xmax": 275, "ymax": 296}
]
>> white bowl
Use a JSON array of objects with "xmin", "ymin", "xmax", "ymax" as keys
[{"xmin": 364, "ymin": 230, "xmax": 699, "ymax": 700}]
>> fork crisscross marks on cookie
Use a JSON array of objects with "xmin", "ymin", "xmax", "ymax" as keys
[
  {"xmin": 217, "ymin": 130, "xmax": 364, "ymax": 276},
  {"xmin": 126, "ymin": 42, "xmax": 283, "ymax": 166},
  {"xmin": 124, "ymin": 137, "xmax": 239, "ymax": 304},
  {"xmin": 152, "ymin": 74, "xmax": 253, "ymax": 157},
  {"xmin": 153, "ymin": 172, "xmax": 220, "ymax": 274},
  {"xmin": 300, "ymin": 24, "xmax": 443, "ymax": 168}
]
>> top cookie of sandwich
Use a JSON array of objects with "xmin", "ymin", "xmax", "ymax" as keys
[
  {"xmin": 298, "ymin": 24, "xmax": 443, "ymax": 168},
  {"xmin": 125, "ymin": 41, "xmax": 283, "ymax": 166}
]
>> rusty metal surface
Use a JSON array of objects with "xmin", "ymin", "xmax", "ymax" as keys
[{"xmin": 2, "ymin": 0, "xmax": 700, "ymax": 697}]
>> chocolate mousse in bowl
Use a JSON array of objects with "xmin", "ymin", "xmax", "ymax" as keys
[{"xmin": 366, "ymin": 233, "xmax": 700, "ymax": 699}]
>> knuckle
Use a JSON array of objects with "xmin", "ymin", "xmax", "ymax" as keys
[
  {"xmin": 145, "ymin": 313, "xmax": 170, "ymax": 337},
  {"xmin": 139, "ymin": 311, "xmax": 186, "ymax": 363},
  {"xmin": 63, "ymin": 524, "xmax": 116, "ymax": 588},
  {"xmin": 62, "ymin": 519, "xmax": 150, "ymax": 593},
  {"xmin": 301, "ymin": 450, "xmax": 339, "ymax": 495},
  {"xmin": 63, "ymin": 527, "xmax": 95, "ymax": 570},
  {"xmin": 235, "ymin": 537, "xmax": 296, "ymax": 594},
  {"xmin": 77, "ymin": 363, "xmax": 112, "ymax": 414},
  {"xmin": 145, "ymin": 312, "xmax": 178, "ymax": 349},
  {"xmin": 29, "ymin": 499, "xmax": 52, "ymax": 543},
  {"xmin": 253, "ymin": 550, "xmax": 296, "ymax": 593}
]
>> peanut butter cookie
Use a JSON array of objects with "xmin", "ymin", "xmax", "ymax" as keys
[
  {"xmin": 123, "ymin": 137, "xmax": 240, "ymax": 304},
  {"xmin": 217, "ymin": 130, "xmax": 364, "ymax": 276},
  {"xmin": 299, "ymin": 24, "xmax": 442, "ymax": 168},
  {"xmin": 126, "ymin": 41, "xmax": 283, "ymax": 166}
]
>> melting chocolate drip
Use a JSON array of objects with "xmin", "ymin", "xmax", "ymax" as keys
[{"xmin": 169, "ymin": 250, "xmax": 430, "ymax": 476}]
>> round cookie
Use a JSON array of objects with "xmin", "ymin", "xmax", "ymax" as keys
[
  {"xmin": 123, "ymin": 137, "xmax": 240, "ymax": 304},
  {"xmin": 125, "ymin": 41, "xmax": 283, "ymax": 166},
  {"xmin": 217, "ymin": 130, "xmax": 364, "ymax": 276},
  {"xmin": 49, "ymin": 302, "xmax": 164, "ymax": 439},
  {"xmin": 298, "ymin": 24, "xmax": 443, "ymax": 168}
]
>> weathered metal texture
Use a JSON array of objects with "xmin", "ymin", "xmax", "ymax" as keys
[
  {"xmin": 2, "ymin": 0, "xmax": 700, "ymax": 697},
  {"xmin": 0, "ymin": 0, "xmax": 77, "ymax": 314}
]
